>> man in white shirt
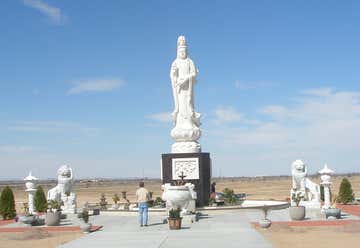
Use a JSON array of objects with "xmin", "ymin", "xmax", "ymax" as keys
[{"xmin": 136, "ymin": 181, "xmax": 150, "ymax": 227}]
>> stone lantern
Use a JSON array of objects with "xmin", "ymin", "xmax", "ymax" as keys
[
  {"xmin": 24, "ymin": 171, "xmax": 38, "ymax": 214},
  {"xmin": 318, "ymin": 164, "xmax": 334, "ymax": 210}
]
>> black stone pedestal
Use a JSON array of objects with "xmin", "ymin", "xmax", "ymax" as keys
[{"xmin": 161, "ymin": 152, "xmax": 211, "ymax": 207}]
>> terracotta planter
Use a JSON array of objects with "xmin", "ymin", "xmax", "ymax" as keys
[
  {"xmin": 289, "ymin": 206, "xmax": 305, "ymax": 220},
  {"xmin": 168, "ymin": 217, "xmax": 182, "ymax": 230},
  {"xmin": 45, "ymin": 211, "xmax": 61, "ymax": 226}
]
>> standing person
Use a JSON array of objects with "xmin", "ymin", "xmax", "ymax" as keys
[
  {"xmin": 136, "ymin": 181, "xmax": 150, "ymax": 227},
  {"xmin": 210, "ymin": 182, "xmax": 216, "ymax": 200}
]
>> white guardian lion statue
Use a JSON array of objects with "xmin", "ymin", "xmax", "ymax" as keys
[
  {"xmin": 291, "ymin": 160, "xmax": 321, "ymax": 208},
  {"xmin": 47, "ymin": 165, "xmax": 77, "ymax": 213}
]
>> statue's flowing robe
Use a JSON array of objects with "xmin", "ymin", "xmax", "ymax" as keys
[{"xmin": 170, "ymin": 57, "xmax": 200, "ymax": 127}]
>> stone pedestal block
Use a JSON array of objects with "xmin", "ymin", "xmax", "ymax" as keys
[{"xmin": 161, "ymin": 152, "xmax": 211, "ymax": 207}]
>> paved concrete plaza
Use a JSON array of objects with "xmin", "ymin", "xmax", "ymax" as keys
[{"xmin": 59, "ymin": 210, "xmax": 273, "ymax": 248}]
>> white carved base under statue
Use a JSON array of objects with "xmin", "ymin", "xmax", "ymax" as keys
[
  {"xmin": 61, "ymin": 192, "xmax": 77, "ymax": 214},
  {"xmin": 162, "ymin": 183, "xmax": 197, "ymax": 214},
  {"xmin": 172, "ymin": 141, "xmax": 201, "ymax": 153}
]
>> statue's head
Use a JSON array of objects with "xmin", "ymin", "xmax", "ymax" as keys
[
  {"xmin": 177, "ymin": 35, "xmax": 188, "ymax": 59},
  {"xmin": 292, "ymin": 160, "xmax": 306, "ymax": 173},
  {"xmin": 57, "ymin": 165, "xmax": 72, "ymax": 178}
]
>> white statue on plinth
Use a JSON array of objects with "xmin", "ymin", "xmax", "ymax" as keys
[
  {"xmin": 290, "ymin": 160, "xmax": 321, "ymax": 208},
  {"xmin": 47, "ymin": 165, "xmax": 77, "ymax": 213},
  {"xmin": 170, "ymin": 36, "xmax": 201, "ymax": 153}
]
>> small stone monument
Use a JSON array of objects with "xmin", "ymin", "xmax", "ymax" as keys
[
  {"xmin": 161, "ymin": 36, "xmax": 211, "ymax": 207},
  {"xmin": 290, "ymin": 160, "xmax": 321, "ymax": 208},
  {"xmin": 319, "ymin": 164, "xmax": 334, "ymax": 209},
  {"xmin": 47, "ymin": 165, "xmax": 77, "ymax": 214},
  {"xmin": 24, "ymin": 171, "xmax": 38, "ymax": 214}
]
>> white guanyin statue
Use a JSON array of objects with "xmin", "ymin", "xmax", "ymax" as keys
[
  {"xmin": 47, "ymin": 165, "xmax": 77, "ymax": 213},
  {"xmin": 290, "ymin": 160, "xmax": 321, "ymax": 208},
  {"xmin": 170, "ymin": 35, "xmax": 201, "ymax": 153}
]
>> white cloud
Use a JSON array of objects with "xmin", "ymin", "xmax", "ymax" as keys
[
  {"xmin": 234, "ymin": 80, "xmax": 269, "ymax": 90},
  {"xmin": 67, "ymin": 79, "xmax": 124, "ymax": 95},
  {"xmin": 148, "ymin": 112, "xmax": 172, "ymax": 123},
  {"xmin": 209, "ymin": 88, "xmax": 360, "ymax": 174},
  {"xmin": 9, "ymin": 121, "xmax": 99, "ymax": 136},
  {"xmin": 23, "ymin": 0, "xmax": 66, "ymax": 24},
  {"xmin": 301, "ymin": 87, "xmax": 333, "ymax": 97},
  {"xmin": 213, "ymin": 106, "xmax": 243, "ymax": 125},
  {"xmin": 261, "ymin": 105, "xmax": 288, "ymax": 119},
  {"xmin": 0, "ymin": 146, "xmax": 34, "ymax": 153}
]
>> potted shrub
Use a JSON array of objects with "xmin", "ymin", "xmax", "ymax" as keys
[
  {"xmin": 79, "ymin": 208, "xmax": 92, "ymax": 233},
  {"xmin": 168, "ymin": 208, "xmax": 182, "ymax": 230},
  {"xmin": 223, "ymin": 188, "xmax": 237, "ymax": 205},
  {"xmin": 337, "ymin": 178, "xmax": 355, "ymax": 204},
  {"xmin": 112, "ymin": 194, "xmax": 120, "ymax": 210},
  {"xmin": 18, "ymin": 203, "xmax": 36, "ymax": 226},
  {"xmin": 45, "ymin": 200, "xmax": 61, "ymax": 226},
  {"xmin": 99, "ymin": 193, "xmax": 108, "ymax": 210},
  {"xmin": 34, "ymin": 186, "xmax": 47, "ymax": 213},
  {"xmin": 289, "ymin": 190, "xmax": 305, "ymax": 220},
  {"xmin": 0, "ymin": 186, "xmax": 16, "ymax": 220},
  {"xmin": 153, "ymin": 197, "xmax": 165, "ymax": 208}
]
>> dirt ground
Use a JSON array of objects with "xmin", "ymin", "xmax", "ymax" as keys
[
  {"xmin": 0, "ymin": 230, "xmax": 83, "ymax": 248},
  {"xmin": 256, "ymin": 222, "xmax": 360, "ymax": 248}
]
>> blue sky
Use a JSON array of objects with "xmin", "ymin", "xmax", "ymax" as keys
[{"xmin": 1, "ymin": 0, "xmax": 360, "ymax": 179}]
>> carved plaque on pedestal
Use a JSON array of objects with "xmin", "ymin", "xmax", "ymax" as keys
[{"xmin": 172, "ymin": 157, "xmax": 199, "ymax": 180}]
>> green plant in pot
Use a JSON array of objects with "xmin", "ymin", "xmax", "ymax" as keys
[
  {"xmin": 337, "ymin": 178, "xmax": 355, "ymax": 204},
  {"xmin": 0, "ymin": 186, "xmax": 16, "ymax": 220},
  {"xmin": 34, "ymin": 186, "xmax": 47, "ymax": 213},
  {"xmin": 79, "ymin": 208, "xmax": 92, "ymax": 233},
  {"xmin": 99, "ymin": 193, "xmax": 108, "ymax": 210},
  {"xmin": 223, "ymin": 188, "xmax": 237, "ymax": 205},
  {"xmin": 153, "ymin": 197, "xmax": 165, "ymax": 208},
  {"xmin": 45, "ymin": 200, "xmax": 61, "ymax": 226},
  {"xmin": 289, "ymin": 190, "xmax": 306, "ymax": 220},
  {"xmin": 18, "ymin": 202, "xmax": 36, "ymax": 225},
  {"xmin": 112, "ymin": 194, "xmax": 120, "ymax": 210},
  {"xmin": 168, "ymin": 208, "xmax": 182, "ymax": 230}
]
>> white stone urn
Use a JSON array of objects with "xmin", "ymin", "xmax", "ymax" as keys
[{"xmin": 162, "ymin": 183, "xmax": 197, "ymax": 214}]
